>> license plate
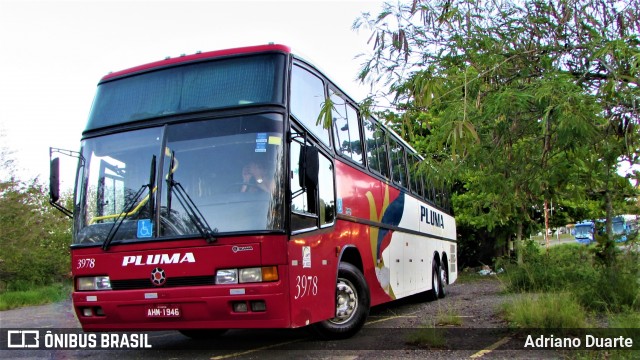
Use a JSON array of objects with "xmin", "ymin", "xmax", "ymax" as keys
[{"xmin": 147, "ymin": 305, "xmax": 181, "ymax": 318}]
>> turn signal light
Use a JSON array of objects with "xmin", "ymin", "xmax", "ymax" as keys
[
  {"xmin": 215, "ymin": 266, "xmax": 279, "ymax": 284},
  {"xmin": 261, "ymin": 266, "xmax": 278, "ymax": 282}
]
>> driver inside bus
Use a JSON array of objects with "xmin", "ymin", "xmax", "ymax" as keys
[{"xmin": 241, "ymin": 161, "xmax": 273, "ymax": 193}]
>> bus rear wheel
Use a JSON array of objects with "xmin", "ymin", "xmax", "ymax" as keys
[
  {"xmin": 429, "ymin": 261, "xmax": 441, "ymax": 300},
  {"xmin": 311, "ymin": 262, "xmax": 369, "ymax": 340},
  {"xmin": 438, "ymin": 261, "xmax": 448, "ymax": 299}
]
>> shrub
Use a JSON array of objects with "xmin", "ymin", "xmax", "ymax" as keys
[
  {"xmin": 499, "ymin": 243, "xmax": 639, "ymax": 313},
  {"xmin": 609, "ymin": 311, "xmax": 640, "ymax": 328},
  {"xmin": 0, "ymin": 282, "xmax": 70, "ymax": 310},
  {"xmin": 0, "ymin": 178, "xmax": 71, "ymax": 290},
  {"xmin": 575, "ymin": 253, "xmax": 640, "ymax": 312},
  {"xmin": 499, "ymin": 243, "xmax": 598, "ymax": 293}
]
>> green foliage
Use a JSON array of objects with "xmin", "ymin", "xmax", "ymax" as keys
[
  {"xmin": 406, "ymin": 325, "xmax": 447, "ymax": 349},
  {"xmin": 0, "ymin": 174, "xmax": 72, "ymax": 290},
  {"xmin": 407, "ymin": 299, "xmax": 462, "ymax": 348},
  {"xmin": 576, "ymin": 252, "xmax": 640, "ymax": 312},
  {"xmin": 502, "ymin": 292, "xmax": 588, "ymax": 329},
  {"xmin": 434, "ymin": 304, "xmax": 463, "ymax": 327},
  {"xmin": 0, "ymin": 282, "xmax": 71, "ymax": 310},
  {"xmin": 316, "ymin": 96, "xmax": 335, "ymax": 130},
  {"xmin": 609, "ymin": 311, "xmax": 640, "ymax": 329},
  {"xmin": 456, "ymin": 222, "xmax": 515, "ymax": 267},
  {"xmin": 499, "ymin": 243, "xmax": 598, "ymax": 293},
  {"xmin": 355, "ymin": 0, "xmax": 640, "ymax": 262},
  {"xmin": 499, "ymin": 244, "xmax": 640, "ymax": 312}
]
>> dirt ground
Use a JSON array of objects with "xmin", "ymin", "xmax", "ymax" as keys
[
  {"xmin": 436, "ymin": 273, "xmax": 510, "ymax": 328},
  {"xmin": 2, "ymin": 273, "xmax": 636, "ymax": 359}
]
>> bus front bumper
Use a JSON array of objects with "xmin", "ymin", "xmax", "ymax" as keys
[{"xmin": 72, "ymin": 282, "xmax": 290, "ymax": 331}]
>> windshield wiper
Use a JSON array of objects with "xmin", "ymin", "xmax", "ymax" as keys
[
  {"xmin": 102, "ymin": 156, "xmax": 156, "ymax": 250},
  {"xmin": 166, "ymin": 150, "xmax": 218, "ymax": 243},
  {"xmin": 148, "ymin": 155, "xmax": 156, "ymax": 222},
  {"xmin": 166, "ymin": 150, "xmax": 176, "ymax": 216}
]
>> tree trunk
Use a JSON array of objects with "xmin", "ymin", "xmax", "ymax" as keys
[
  {"xmin": 516, "ymin": 220, "xmax": 523, "ymax": 266},
  {"xmin": 601, "ymin": 189, "xmax": 616, "ymax": 266},
  {"xmin": 605, "ymin": 190, "xmax": 613, "ymax": 243},
  {"xmin": 544, "ymin": 199, "xmax": 550, "ymax": 252}
]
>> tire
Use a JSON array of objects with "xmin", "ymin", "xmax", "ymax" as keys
[
  {"xmin": 429, "ymin": 261, "xmax": 441, "ymax": 300},
  {"xmin": 438, "ymin": 261, "xmax": 447, "ymax": 299},
  {"xmin": 179, "ymin": 329, "xmax": 227, "ymax": 339},
  {"xmin": 311, "ymin": 262, "xmax": 370, "ymax": 340}
]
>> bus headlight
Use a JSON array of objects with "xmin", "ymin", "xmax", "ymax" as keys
[
  {"xmin": 239, "ymin": 268, "xmax": 262, "ymax": 283},
  {"xmin": 215, "ymin": 269, "xmax": 238, "ymax": 284},
  {"xmin": 77, "ymin": 276, "xmax": 111, "ymax": 291},
  {"xmin": 215, "ymin": 266, "xmax": 278, "ymax": 284}
]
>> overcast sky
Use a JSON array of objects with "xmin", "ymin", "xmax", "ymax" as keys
[{"xmin": 0, "ymin": 0, "xmax": 385, "ymax": 181}]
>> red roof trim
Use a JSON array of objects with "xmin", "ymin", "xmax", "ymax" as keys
[{"xmin": 100, "ymin": 44, "xmax": 291, "ymax": 82}]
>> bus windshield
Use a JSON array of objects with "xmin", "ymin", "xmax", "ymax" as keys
[
  {"xmin": 612, "ymin": 220, "xmax": 625, "ymax": 234},
  {"xmin": 86, "ymin": 54, "xmax": 286, "ymax": 130},
  {"xmin": 75, "ymin": 113, "xmax": 285, "ymax": 245},
  {"xmin": 574, "ymin": 224, "xmax": 592, "ymax": 237}
]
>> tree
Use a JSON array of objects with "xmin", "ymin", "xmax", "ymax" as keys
[
  {"xmin": 354, "ymin": 0, "xmax": 640, "ymax": 265},
  {"xmin": 0, "ymin": 136, "xmax": 71, "ymax": 289}
]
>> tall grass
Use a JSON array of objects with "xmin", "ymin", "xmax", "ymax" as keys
[
  {"xmin": 609, "ymin": 311, "xmax": 640, "ymax": 328},
  {"xmin": 406, "ymin": 326, "xmax": 447, "ymax": 349},
  {"xmin": 406, "ymin": 304, "xmax": 462, "ymax": 348},
  {"xmin": 434, "ymin": 303, "xmax": 463, "ymax": 327},
  {"xmin": 0, "ymin": 283, "xmax": 70, "ymax": 310},
  {"xmin": 502, "ymin": 292, "xmax": 588, "ymax": 328},
  {"xmin": 498, "ymin": 242, "xmax": 639, "ymax": 313},
  {"xmin": 565, "ymin": 312, "xmax": 640, "ymax": 360}
]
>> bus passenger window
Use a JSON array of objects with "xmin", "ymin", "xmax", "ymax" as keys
[
  {"xmin": 331, "ymin": 90, "xmax": 363, "ymax": 165},
  {"xmin": 390, "ymin": 139, "xmax": 407, "ymax": 188},
  {"xmin": 363, "ymin": 117, "xmax": 389, "ymax": 178},
  {"xmin": 291, "ymin": 66, "xmax": 331, "ymax": 147},
  {"xmin": 424, "ymin": 179, "xmax": 434, "ymax": 203},
  {"xmin": 408, "ymin": 154, "xmax": 422, "ymax": 196}
]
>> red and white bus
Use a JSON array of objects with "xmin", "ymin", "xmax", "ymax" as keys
[{"xmin": 50, "ymin": 44, "xmax": 457, "ymax": 339}]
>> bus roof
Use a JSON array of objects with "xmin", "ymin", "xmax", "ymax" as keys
[
  {"xmin": 100, "ymin": 44, "xmax": 291, "ymax": 82},
  {"xmin": 97, "ymin": 43, "xmax": 421, "ymax": 158}
]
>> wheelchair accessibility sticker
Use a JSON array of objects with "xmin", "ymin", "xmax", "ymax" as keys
[{"xmin": 137, "ymin": 219, "xmax": 153, "ymax": 238}]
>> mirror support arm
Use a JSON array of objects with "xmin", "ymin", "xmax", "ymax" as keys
[{"xmin": 49, "ymin": 147, "xmax": 82, "ymax": 219}]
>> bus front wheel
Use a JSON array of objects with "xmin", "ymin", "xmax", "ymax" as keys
[{"xmin": 312, "ymin": 262, "xmax": 370, "ymax": 340}]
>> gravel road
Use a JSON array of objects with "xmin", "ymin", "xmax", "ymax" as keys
[{"xmin": 0, "ymin": 275, "xmax": 608, "ymax": 359}]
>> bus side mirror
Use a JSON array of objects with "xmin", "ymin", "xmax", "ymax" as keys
[
  {"xmin": 49, "ymin": 149, "xmax": 74, "ymax": 218},
  {"xmin": 50, "ymin": 157, "xmax": 61, "ymax": 204},
  {"xmin": 298, "ymin": 145, "xmax": 319, "ymax": 191}
]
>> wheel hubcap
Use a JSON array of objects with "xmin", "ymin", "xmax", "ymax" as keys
[
  {"xmin": 330, "ymin": 278, "xmax": 358, "ymax": 324},
  {"xmin": 441, "ymin": 268, "xmax": 447, "ymax": 289}
]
